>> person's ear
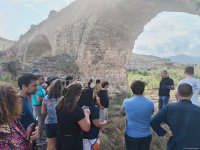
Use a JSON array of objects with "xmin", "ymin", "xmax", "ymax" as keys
[{"xmin": 189, "ymin": 93, "xmax": 193, "ymax": 99}]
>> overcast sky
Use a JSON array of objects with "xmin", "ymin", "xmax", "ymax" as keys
[
  {"xmin": 1, "ymin": 2, "xmax": 200, "ymax": 58},
  {"xmin": 133, "ymin": 11, "xmax": 200, "ymax": 58},
  {"xmin": 0, "ymin": 0, "xmax": 76, "ymax": 40}
]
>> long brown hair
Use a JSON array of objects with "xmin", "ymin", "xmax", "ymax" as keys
[
  {"xmin": 48, "ymin": 79, "xmax": 65, "ymax": 99},
  {"xmin": 57, "ymin": 81, "xmax": 82, "ymax": 113},
  {"xmin": 0, "ymin": 84, "xmax": 21, "ymax": 125}
]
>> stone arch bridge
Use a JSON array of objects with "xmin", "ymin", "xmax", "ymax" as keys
[{"xmin": 6, "ymin": 0, "xmax": 200, "ymax": 94}]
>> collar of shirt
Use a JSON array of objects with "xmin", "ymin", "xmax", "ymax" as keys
[{"xmin": 179, "ymin": 99, "xmax": 192, "ymax": 104}]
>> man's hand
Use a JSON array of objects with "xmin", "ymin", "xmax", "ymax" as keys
[
  {"xmin": 170, "ymin": 85, "xmax": 175, "ymax": 90},
  {"xmin": 164, "ymin": 131, "xmax": 172, "ymax": 140}
]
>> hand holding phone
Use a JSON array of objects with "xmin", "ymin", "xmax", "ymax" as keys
[{"xmin": 25, "ymin": 123, "xmax": 37, "ymax": 141}]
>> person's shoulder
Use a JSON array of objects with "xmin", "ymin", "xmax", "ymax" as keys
[
  {"xmin": 146, "ymin": 98, "xmax": 154, "ymax": 104},
  {"xmin": 165, "ymin": 102, "xmax": 179, "ymax": 109},
  {"xmin": 168, "ymin": 77, "xmax": 174, "ymax": 81},
  {"xmin": 178, "ymin": 78, "xmax": 186, "ymax": 84},
  {"xmin": 144, "ymin": 97, "xmax": 154, "ymax": 105},
  {"xmin": 43, "ymin": 95, "xmax": 48, "ymax": 100},
  {"xmin": 123, "ymin": 97, "xmax": 133, "ymax": 105},
  {"xmin": 192, "ymin": 104, "xmax": 200, "ymax": 113}
]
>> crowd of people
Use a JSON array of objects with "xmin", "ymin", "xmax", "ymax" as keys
[
  {"xmin": 1, "ymin": 65, "xmax": 200, "ymax": 150},
  {"xmin": 0, "ymin": 68, "xmax": 109, "ymax": 150}
]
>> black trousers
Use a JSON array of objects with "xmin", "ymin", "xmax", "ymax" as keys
[
  {"xmin": 57, "ymin": 134, "xmax": 83, "ymax": 150},
  {"xmin": 125, "ymin": 134, "xmax": 152, "ymax": 150}
]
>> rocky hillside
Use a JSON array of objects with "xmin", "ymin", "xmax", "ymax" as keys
[{"xmin": 128, "ymin": 53, "xmax": 181, "ymax": 70}]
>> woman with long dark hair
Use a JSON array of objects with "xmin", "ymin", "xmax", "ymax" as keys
[
  {"xmin": 56, "ymin": 82, "xmax": 90, "ymax": 150},
  {"xmin": 41, "ymin": 79, "xmax": 65, "ymax": 150}
]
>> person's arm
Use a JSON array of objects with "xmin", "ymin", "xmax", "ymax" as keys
[
  {"xmin": 41, "ymin": 101, "xmax": 47, "ymax": 115},
  {"xmin": 170, "ymin": 85, "xmax": 175, "ymax": 90},
  {"xmin": 150, "ymin": 106, "xmax": 168, "ymax": 136},
  {"xmin": 78, "ymin": 109, "xmax": 91, "ymax": 132},
  {"xmin": 170, "ymin": 79, "xmax": 175, "ymax": 90},
  {"xmin": 96, "ymin": 96, "xmax": 103, "ymax": 109},
  {"xmin": 121, "ymin": 99, "xmax": 126, "ymax": 116},
  {"xmin": 36, "ymin": 96, "xmax": 43, "ymax": 102},
  {"xmin": 93, "ymin": 119, "xmax": 107, "ymax": 128},
  {"xmin": 36, "ymin": 86, "xmax": 45, "ymax": 102}
]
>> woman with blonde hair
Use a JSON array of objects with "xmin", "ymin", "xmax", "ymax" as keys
[
  {"xmin": 0, "ymin": 84, "xmax": 37, "ymax": 150},
  {"xmin": 56, "ymin": 82, "xmax": 91, "ymax": 150}
]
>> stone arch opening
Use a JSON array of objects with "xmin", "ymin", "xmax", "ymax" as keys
[
  {"xmin": 129, "ymin": 11, "xmax": 200, "ymax": 70},
  {"xmin": 128, "ymin": 11, "xmax": 200, "ymax": 101},
  {"xmin": 24, "ymin": 34, "xmax": 52, "ymax": 66}
]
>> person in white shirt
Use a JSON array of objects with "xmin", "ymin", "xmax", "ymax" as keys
[{"xmin": 176, "ymin": 66, "xmax": 200, "ymax": 106}]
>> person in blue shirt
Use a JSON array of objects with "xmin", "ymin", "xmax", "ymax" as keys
[
  {"xmin": 123, "ymin": 80, "xmax": 154, "ymax": 150},
  {"xmin": 151, "ymin": 83, "xmax": 200, "ymax": 150},
  {"xmin": 18, "ymin": 73, "xmax": 38, "ymax": 129},
  {"xmin": 32, "ymin": 74, "xmax": 46, "ymax": 145},
  {"xmin": 41, "ymin": 79, "xmax": 65, "ymax": 150}
]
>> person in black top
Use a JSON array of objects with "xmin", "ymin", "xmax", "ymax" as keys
[
  {"xmin": 56, "ymin": 82, "xmax": 90, "ymax": 150},
  {"xmin": 158, "ymin": 70, "xmax": 174, "ymax": 110},
  {"xmin": 98, "ymin": 81, "xmax": 109, "ymax": 120},
  {"xmin": 151, "ymin": 83, "xmax": 200, "ymax": 150},
  {"xmin": 81, "ymin": 92, "xmax": 107, "ymax": 150}
]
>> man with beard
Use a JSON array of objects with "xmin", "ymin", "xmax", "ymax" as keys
[{"xmin": 18, "ymin": 73, "xmax": 38, "ymax": 129}]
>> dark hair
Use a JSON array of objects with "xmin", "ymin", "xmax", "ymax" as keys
[
  {"xmin": 130, "ymin": 80, "xmax": 145, "ymax": 95},
  {"xmin": 185, "ymin": 66, "xmax": 194, "ymax": 75},
  {"xmin": 45, "ymin": 76, "xmax": 58, "ymax": 86},
  {"xmin": 48, "ymin": 79, "xmax": 64, "ymax": 99},
  {"xmin": 18, "ymin": 73, "xmax": 38, "ymax": 90},
  {"xmin": 66, "ymin": 76, "xmax": 73, "ymax": 81},
  {"xmin": 96, "ymin": 79, "xmax": 101, "ymax": 84},
  {"xmin": 0, "ymin": 84, "xmax": 21, "ymax": 125},
  {"xmin": 87, "ymin": 79, "xmax": 93, "ymax": 89},
  {"xmin": 101, "ymin": 81, "xmax": 109, "ymax": 88},
  {"xmin": 57, "ymin": 82, "xmax": 82, "ymax": 113},
  {"xmin": 178, "ymin": 83, "xmax": 193, "ymax": 97},
  {"xmin": 65, "ymin": 76, "xmax": 73, "ymax": 86},
  {"xmin": 78, "ymin": 88, "xmax": 94, "ymax": 107}
]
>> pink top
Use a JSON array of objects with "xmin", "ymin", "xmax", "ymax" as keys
[{"xmin": 0, "ymin": 120, "xmax": 31, "ymax": 150}]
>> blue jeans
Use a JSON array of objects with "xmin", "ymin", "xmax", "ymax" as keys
[{"xmin": 158, "ymin": 96, "xmax": 169, "ymax": 110}]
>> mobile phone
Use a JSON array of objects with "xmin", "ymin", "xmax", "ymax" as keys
[{"xmin": 82, "ymin": 105, "xmax": 90, "ymax": 110}]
